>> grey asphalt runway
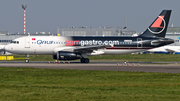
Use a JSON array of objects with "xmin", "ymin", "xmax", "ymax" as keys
[{"xmin": 0, "ymin": 61, "xmax": 180, "ymax": 73}]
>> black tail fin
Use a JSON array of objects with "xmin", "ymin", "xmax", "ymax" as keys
[{"xmin": 139, "ymin": 10, "xmax": 171, "ymax": 38}]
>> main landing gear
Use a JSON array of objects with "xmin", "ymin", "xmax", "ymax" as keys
[
  {"xmin": 80, "ymin": 53, "xmax": 89, "ymax": 63},
  {"xmin": 80, "ymin": 58, "xmax": 89, "ymax": 63}
]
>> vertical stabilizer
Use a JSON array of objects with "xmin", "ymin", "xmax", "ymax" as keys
[{"xmin": 139, "ymin": 10, "xmax": 171, "ymax": 38}]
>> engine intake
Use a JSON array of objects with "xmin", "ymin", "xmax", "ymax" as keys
[{"xmin": 53, "ymin": 51, "xmax": 81, "ymax": 60}]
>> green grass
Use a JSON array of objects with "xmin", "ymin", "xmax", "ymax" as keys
[
  {"xmin": 11, "ymin": 54, "xmax": 180, "ymax": 62},
  {"xmin": 0, "ymin": 67, "xmax": 180, "ymax": 100}
]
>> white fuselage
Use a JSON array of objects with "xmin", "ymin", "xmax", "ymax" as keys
[{"xmin": 5, "ymin": 36, "xmax": 147, "ymax": 55}]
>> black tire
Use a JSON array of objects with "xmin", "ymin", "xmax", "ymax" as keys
[
  {"xmin": 81, "ymin": 58, "xmax": 85, "ymax": 63},
  {"xmin": 84, "ymin": 58, "xmax": 89, "ymax": 63},
  {"xmin": 25, "ymin": 59, "xmax": 29, "ymax": 63}
]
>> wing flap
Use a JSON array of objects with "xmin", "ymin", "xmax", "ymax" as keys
[
  {"xmin": 73, "ymin": 45, "xmax": 110, "ymax": 53},
  {"xmin": 53, "ymin": 45, "xmax": 111, "ymax": 54}
]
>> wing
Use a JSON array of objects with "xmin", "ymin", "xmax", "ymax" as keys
[
  {"xmin": 73, "ymin": 45, "xmax": 110, "ymax": 53},
  {"xmin": 53, "ymin": 45, "xmax": 112, "ymax": 55},
  {"xmin": 62, "ymin": 45, "xmax": 110, "ymax": 53}
]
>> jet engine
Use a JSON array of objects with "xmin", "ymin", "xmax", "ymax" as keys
[{"xmin": 53, "ymin": 51, "xmax": 81, "ymax": 60}]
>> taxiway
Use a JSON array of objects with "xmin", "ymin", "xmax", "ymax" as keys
[{"xmin": 0, "ymin": 61, "xmax": 180, "ymax": 73}]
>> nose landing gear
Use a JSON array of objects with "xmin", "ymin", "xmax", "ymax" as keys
[{"xmin": 25, "ymin": 54, "xmax": 29, "ymax": 63}]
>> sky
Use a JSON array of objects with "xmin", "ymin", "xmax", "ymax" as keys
[{"xmin": 0, "ymin": 0, "xmax": 180, "ymax": 34}]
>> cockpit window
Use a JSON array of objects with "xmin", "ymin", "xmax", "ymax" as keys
[{"xmin": 11, "ymin": 41, "xmax": 19, "ymax": 44}]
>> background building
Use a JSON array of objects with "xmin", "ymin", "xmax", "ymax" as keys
[
  {"xmin": 58, "ymin": 27, "xmax": 136, "ymax": 36},
  {"xmin": 0, "ymin": 27, "xmax": 179, "ymax": 47},
  {"xmin": 0, "ymin": 27, "xmax": 136, "ymax": 45}
]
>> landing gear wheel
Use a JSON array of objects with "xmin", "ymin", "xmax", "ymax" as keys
[
  {"xmin": 80, "ymin": 58, "xmax": 89, "ymax": 63},
  {"xmin": 84, "ymin": 58, "xmax": 89, "ymax": 63},
  {"xmin": 25, "ymin": 54, "xmax": 29, "ymax": 63},
  {"xmin": 81, "ymin": 58, "xmax": 85, "ymax": 63},
  {"xmin": 25, "ymin": 59, "xmax": 29, "ymax": 63}
]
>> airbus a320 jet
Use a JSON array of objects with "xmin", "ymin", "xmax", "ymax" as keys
[{"xmin": 4, "ymin": 10, "xmax": 174, "ymax": 63}]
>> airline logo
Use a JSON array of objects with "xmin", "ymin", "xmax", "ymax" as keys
[
  {"xmin": 151, "ymin": 16, "xmax": 164, "ymax": 28},
  {"xmin": 32, "ymin": 38, "xmax": 36, "ymax": 40},
  {"xmin": 37, "ymin": 40, "xmax": 54, "ymax": 45},
  {"xmin": 65, "ymin": 40, "xmax": 120, "ymax": 46},
  {"xmin": 148, "ymin": 16, "xmax": 166, "ymax": 34}
]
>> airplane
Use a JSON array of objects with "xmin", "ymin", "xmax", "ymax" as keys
[
  {"xmin": 4, "ymin": 10, "xmax": 174, "ymax": 63},
  {"xmin": 147, "ymin": 46, "xmax": 180, "ymax": 54},
  {"xmin": 145, "ymin": 37, "xmax": 180, "ymax": 54}
]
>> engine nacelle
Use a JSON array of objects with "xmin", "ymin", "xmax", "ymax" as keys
[{"xmin": 53, "ymin": 51, "xmax": 81, "ymax": 60}]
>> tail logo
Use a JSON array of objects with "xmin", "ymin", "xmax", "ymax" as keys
[{"xmin": 148, "ymin": 16, "xmax": 166, "ymax": 34}]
